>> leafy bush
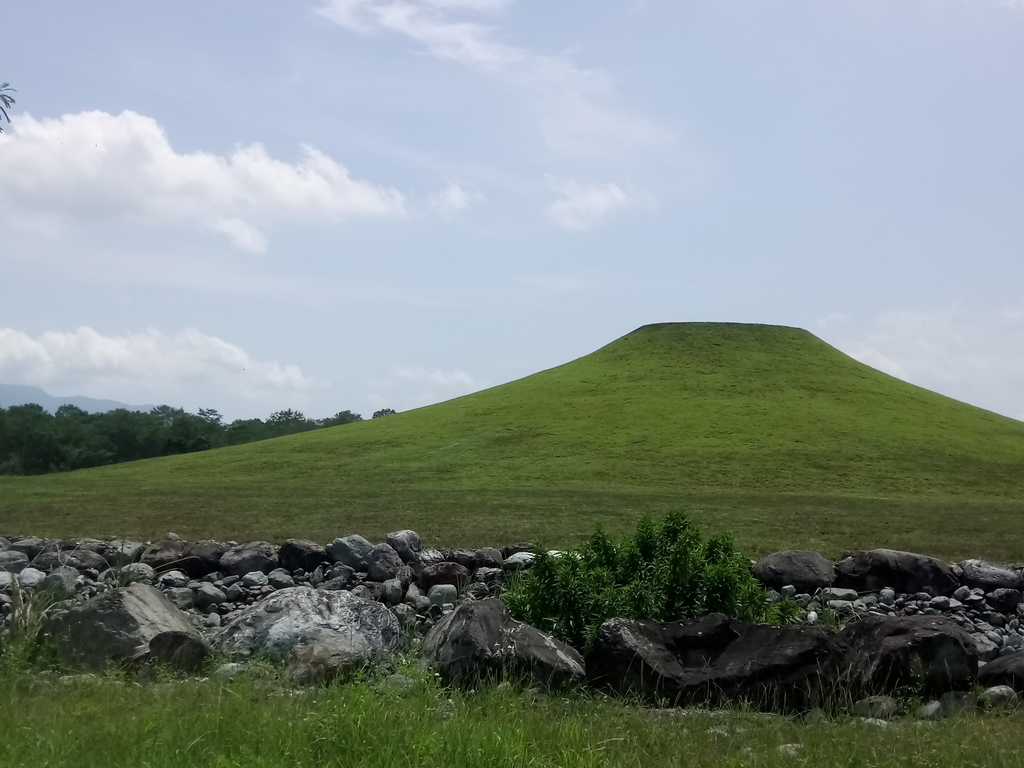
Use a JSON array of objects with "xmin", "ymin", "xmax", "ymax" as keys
[{"xmin": 503, "ymin": 510, "xmax": 801, "ymax": 651}]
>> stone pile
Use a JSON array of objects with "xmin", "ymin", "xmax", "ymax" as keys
[{"xmin": 5, "ymin": 532, "xmax": 1024, "ymax": 719}]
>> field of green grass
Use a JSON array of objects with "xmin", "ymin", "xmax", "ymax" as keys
[
  {"xmin": 4, "ymin": 665, "xmax": 1024, "ymax": 768},
  {"xmin": 3, "ymin": 323, "xmax": 1023, "ymax": 560}
]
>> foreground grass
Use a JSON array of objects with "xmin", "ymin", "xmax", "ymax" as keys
[
  {"xmin": 3, "ymin": 323, "xmax": 1023, "ymax": 560},
  {"xmin": 3, "ymin": 667, "xmax": 1024, "ymax": 768}
]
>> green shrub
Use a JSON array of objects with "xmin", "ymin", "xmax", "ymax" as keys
[{"xmin": 503, "ymin": 509, "xmax": 802, "ymax": 651}]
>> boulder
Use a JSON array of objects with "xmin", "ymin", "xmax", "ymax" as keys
[
  {"xmin": 0, "ymin": 536, "xmax": 10, "ymax": 551},
  {"xmin": 267, "ymin": 568, "xmax": 296, "ymax": 590},
  {"xmin": 279, "ymin": 539, "xmax": 327, "ymax": 573},
  {"xmin": 978, "ymin": 651, "xmax": 1024, "ymax": 692},
  {"xmin": 142, "ymin": 538, "xmax": 186, "ymax": 569},
  {"xmin": 501, "ymin": 543, "xmax": 534, "ymax": 559},
  {"xmin": 752, "ymin": 551, "xmax": 835, "ymax": 593},
  {"xmin": 386, "ymin": 530, "xmax": 422, "ymax": 564},
  {"xmin": 367, "ymin": 544, "xmax": 404, "ymax": 582},
  {"xmin": 0, "ymin": 550, "xmax": 29, "ymax": 574},
  {"xmin": 216, "ymin": 587, "xmax": 405, "ymax": 683},
  {"xmin": 39, "ymin": 566, "xmax": 79, "ymax": 597},
  {"xmin": 829, "ymin": 614, "xmax": 977, "ymax": 696},
  {"xmin": 220, "ymin": 541, "xmax": 278, "ymax": 576},
  {"xmin": 99, "ymin": 563, "xmax": 156, "ymax": 585},
  {"xmin": 958, "ymin": 560, "xmax": 1024, "ymax": 592},
  {"xmin": 326, "ymin": 535, "xmax": 374, "ymax": 571},
  {"xmin": 586, "ymin": 614, "xmax": 835, "ymax": 709},
  {"xmin": 422, "ymin": 598, "xmax": 584, "ymax": 688},
  {"xmin": 834, "ymin": 549, "xmax": 958, "ymax": 596},
  {"xmin": 181, "ymin": 540, "xmax": 230, "ymax": 577},
  {"xmin": 446, "ymin": 548, "xmax": 477, "ymax": 570},
  {"xmin": 17, "ymin": 567, "xmax": 46, "ymax": 589},
  {"xmin": 147, "ymin": 630, "xmax": 211, "ymax": 674},
  {"xmin": 475, "ymin": 548, "xmax": 504, "ymax": 569},
  {"xmin": 63, "ymin": 537, "xmax": 108, "ymax": 554},
  {"xmin": 419, "ymin": 562, "xmax": 471, "ymax": 590},
  {"xmin": 103, "ymin": 539, "xmax": 147, "ymax": 567},
  {"xmin": 988, "ymin": 588, "xmax": 1024, "ymax": 614},
  {"xmin": 9, "ymin": 536, "xmax": 50, "ymax": 559},
  {"xmin": 40, "ymin": 583, "xmax": 205, "ymax": 672},
  {"xmin": 503, "ymin": 552, "xmax": 536, "ymax": 572},
  {"xmin": 33, "ymin": 550, "xmax": 108, "ymax": 573}
]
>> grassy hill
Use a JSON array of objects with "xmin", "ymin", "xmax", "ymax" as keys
[{"xmin": 3, "ymin": 322, "xmax": 1023, "ymax": 559}]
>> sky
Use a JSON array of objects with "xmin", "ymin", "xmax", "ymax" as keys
[{"xmin": 1, "ymin": 0, "xmax": 1023, "ymax": 421}]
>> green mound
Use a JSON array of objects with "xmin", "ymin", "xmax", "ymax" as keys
[{"xmin": 3, "ymin": 323, "xmax": 1023, "ymax": 559}]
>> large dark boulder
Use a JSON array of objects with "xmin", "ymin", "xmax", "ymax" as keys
[
  {"xmin": 40, "ymin": 583, "xmax": 207, "ymax": 672},
  {"xmin": 220, "ymin": 541, "xmax": 279, "ymax": 576},
  {"xmin": 279, "ymin": 539, "xmax": 328, "ymax": 573},
  {"xmin": 978, "ymin": 651, "xmax": 1024, "ymax": 693},
  {"xmin": 835, "ymin": 549, "xmax": 958, "ymax": 596},
  {"xmin": 422, "ymin": 599, "xmax": 584, "ymax": 688},
  {"xmin": 0, "ymin": 550, "xmax": 29, "ymax": 573},
  {"xmin": 181, "ymin": 540, "xmax": 230, "ymax": 577},
  {"xmin": 326, "ymin": 535, "xmax": 374, "ymax": 571},
  {"xmin": 585, "ymin": 614, "xmax": 835, "ymax": 709},
  {"xmin": 957, "ymin": 560, "xmax": 1024, "ymax": 592},
  {"xmin": 419, "ymin": 562, "xmax": 471, "ymax": 590},
  {"xmin": 829, "ymin": 614, "xmax": 977, "ymax": 696},
  {"xmin": 752, "ymin": 551, "xmax": 835, "ymax": 593},
  {"xmin": 385, "ymin": 530, "xmax": 422, "ymax": 564},
  {"xmin": 367, "ymin": 544, "xmax": 404, "ymax": 582}
]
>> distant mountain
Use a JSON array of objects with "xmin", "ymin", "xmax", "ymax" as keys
[{"xmin": 0, "ymin": 384, "xmax": 155, "ymax": 414}]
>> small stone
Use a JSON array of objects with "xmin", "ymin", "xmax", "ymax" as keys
[
  {"xmin": 158, "ymin": 570, "xmax": 190, "ymax": 589},
  {"xmin": 195, "ymin": 583, "xmax": 227, "ymax": 609},
  {"xmin": 40, "ymin": 566, "xmax": 79, "ymax": 597},
  {"xmin": 502, "ymin": 552, "xmax": 535, "ymax": 572},
  {"xmin": 212, "ymin": 662, "xmax": 249, "ymax": 678},
  {"xmin": 780, "ymin": 585, "xmax": 797, "ymax": 599},
  {"xmin": 953, "ymin": 586, "xmax": 971, "ymax": 602},
  {"xmin": 165, "ymin": 587, "xmax": 195, "ymax": 609},
  {"xmin": 777, "ymin": 744, "xmax": 802, "ymax": 757},
  {"xmin": 383, "ymin": 578, "xmax": 404, "ymax": 605},
  {"xmin": 861, "ymin": 718, "xmax": 888, "ymax": 728},
  {"xmin": 916, "ymin": 700, "xmax": 944, "ymax": 720},
  {"xmin": 852, "ymin": 695, "xmax": 900, "ymax": 720},
  {"xmin": 879, "ymin": 588, "xmax": 896, "ymax": 606},
  {"xmin": 0, "ymin": 550, "xmax": 29, "ymax": 574},
  {"xmin": 391, "ymin": 602, "xmax": 417, "ymax": 629},
  {"xmin": 928, "ymin": 596, "xmax": 951, "ymax": 611}
]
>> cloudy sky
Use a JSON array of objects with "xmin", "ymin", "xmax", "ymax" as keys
[{"xmin": 2, "ymin": 0, "xmax": 1023, "ymax": 421}]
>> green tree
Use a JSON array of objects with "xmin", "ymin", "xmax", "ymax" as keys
[
  {"xmin": 0, "ymin": 83, "xmax": 15, "ymax": 131},
  {"xmin": 372, "ymin": 408, "xmax": 397, "ymax": 419}
]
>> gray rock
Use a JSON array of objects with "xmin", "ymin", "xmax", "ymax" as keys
[
  {"xmin": 972, "ymin": 632, "xmax": 1001, "ymax": 662},
  {"xmin": 473, "ymin": 567, "xmax": 504, "ymax": 587},
  {"xmin": 181, "ymin": 540, "xmax": 230, "ymax": 577},
  {"xmin": 63, "ymin": 537, "xmax": 108, "ymax": 554},
  {"xmin": 978, "ymin": 650, "xmax": 1024, "ymax": 691},
  {"xmin": 100, "ymin": 563, "xmax": 156, "ymax": 585},
  {"xmin": 386, "ymin": 530, "xmax": 422, "ymax": 564},
  {"xmin": 241, "ymin": 571, "xmax": 268, "ymax": 589},
  {"xmin": 158, "ymin": 570, "xmax": 190, "ymax": 589},
  {"xmin": 980, "ymin": 685, "xmax": 1019, "ymax": 709},
  {"xmin": 821, "ymin": 587, "xmax": 859, "ymax": 601},
  {"xmin": 852, "ymin": 695, "xmax": 901, "ymax": 719},
  {"xmin": 835, "ymin": 549, "xmax": 958, "ymax": 597},
  {"xmin": 225, "ymin": 583, "xmax": 245, "ymax": 602},
  {"xmin": 0, "ymin": 572, "xmax": 14, "ymax": 591},
  {"xmin": 383, "ymin": 578, "xmax": 404, "ymax": 605},
  {"xmin": 103, "ymin": 539, "xmax": 147, "ymax": 567},
  {"xmin": 879, "ymin": 588, "xmax": 896, "ymax": 606},
  {"xmin": 165, "ymin": 587, "xmax": 195, "ymax": 610},
  {"xmin": 326, "ymin": 535, "xmax": 374, "ymax": 571},
  {"xmin": 419, "ymin": 561, "xmax": 471, "ymax": 590},
  {"xmin": 0, "ymin": 550, "xmax": 29, "ymax": 574},
  {"xmin": 0, "ymin": 536, "xmax": 9, "ymax": 551},
  {"xmin": 216, "ymin": 586, "xmax": 406, "ymax": 684},
  {"xmin": 279, "ymin": 539, "xmax": 327, "ymax": 573},
  {"xmin": 267, "ymin": 568, "xmax": 295, "ymax": 590},
  {"xmin": 33, "ymin": 549, "xmax": 108, "ymax": 573},
  {"xmin": 428, "ymin": 584, "xmax": 458, "ymax": 607},
  {"xmin": 220, "ymin": 542, "xmax": 278, "ymax": 576},
  {"xmin": 212, "ymin": 662, "xmax": 249, "ymax": 678},
  {"xmin": 9, "ymin": 536, "xmax": 48, "ymax": 559},
  {"xmin": 367, "ymin": 544, "xmax": 404, "ymax": 582},
  {"xmin": 915, "ymin": 700, "xmax": 944, "ymax": 720},
  {"xmin": 988, "ymin": 588, "xmax": 1023, "ymax": 614},
  {"xmin": 422, "ymin": 598, "xmax": 584, "ymax": 688},
  {"xmin": 418, "ymin": 548, "xmax": 447, "ymax": 568},
  {"xmin": 447, "ymin": 548, "xmax": 478, "ymax": 570},
  {"xmin": 391, "ymin": 603, "xmax": 417, "ymax": 630},
  {"xmin": 17, "ymin": 567, "xmax": 46, "ymax": 589},
  {"xmin": 475, "ymin": 548, "xmax": 503, "ymax": 569},
  {"xmin": 752, "ymin": 551, "xmax": 835, "ymax": 593},
  {"xmin": 148, "ymin": 630, "xmax": 211, "ymax": 673},
  {"xmin": 502, "ymin": 552, "xmax": 536, "ymax": 572},
  {"xmin": 501, "ymin": 543, "xmax": 534, "ymax": 560},
  {"xmin": 958, "ymin": 560, "xmax": 1023, "ymax": 592},
  {"xmin": 195, "ymin": 584, "xmax": 227, "ymax": 610},
  {"xmin": 837, "ymin": 614, "xmax": 979, "ymax": 695},
  {"xmin": 40, "ymin": 566, "xmax": 79, "ymax": 597},
  {"xmin": 40, "ymin": 583, "xmax": 205, "ymax": 672},
  {"xmin": 142, "ymin": 538, "xmax": 186, "ymax": 569}
]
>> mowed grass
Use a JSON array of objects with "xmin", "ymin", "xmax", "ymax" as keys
[
  {"xmin": 2, "ymin": 323, "xmax": 1023, "ymax": 560},
  {"xmin": 3, "ymin": 668, "xmax": 1024, "ymax": 768}
]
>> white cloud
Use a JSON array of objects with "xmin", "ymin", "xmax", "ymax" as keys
[
  {"xmin": 393, "ymin": 365, "xmax": 481, "ymax": 389},
  {"xmin": 546, "ymin": 177, "xmax": 631, "ymax": 230},
  {"xmin": 366, "ymin": 363, "xmax": 488, "ymax": 410},
  {"xmin": 315, "ymin": 0, "xmax": 668, "ymax": 157},
  {"xmin": 426, "ymin": 181, "xmax": 480, "ymax": 214},
  {"xmin": 0, "ymin": 110, "xmax": 405, "ymax": 251},
  {"xmin": 820, "ymin": 305, "xmax": 1024, "ymax": 421},
  {"xmin": 0, "ymin": 326, "xmax": 316, "ymax": 403}
]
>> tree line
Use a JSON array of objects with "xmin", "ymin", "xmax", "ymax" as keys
[{"xmin": 0, "ymin": 404, "xmax": 397, "ymax": 476}]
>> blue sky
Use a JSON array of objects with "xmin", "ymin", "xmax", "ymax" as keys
[{"xmin": 2, "ymin": 0, "xmax": 1023, "ymax": 420}]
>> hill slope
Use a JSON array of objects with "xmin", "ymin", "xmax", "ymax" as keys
[{"xmin": 3, "ymin": 323, "xmax": 1023, "ymax": 558}]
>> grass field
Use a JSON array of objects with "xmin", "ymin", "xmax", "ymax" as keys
[
  {"xmin": 3, "ymin": 665, "xmax": 1024, "ymax": 768},
  {"xmin": 2, "ymin": 322, "xmax": 1023, "ymax": 560}
]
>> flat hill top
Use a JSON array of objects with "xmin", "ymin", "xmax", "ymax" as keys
[{"xmin": 3, "ymin": 322, "xmax": 1023, "ymax": 560}]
